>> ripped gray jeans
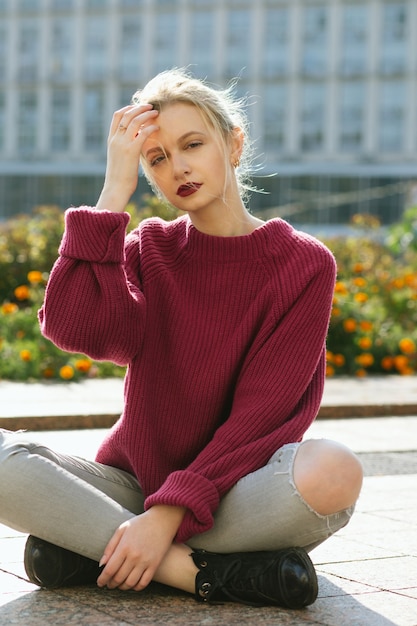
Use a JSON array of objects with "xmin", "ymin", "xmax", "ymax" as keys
[{"xmin": 0, "ymin": 429, "xmax": 353, "ymax": 561}]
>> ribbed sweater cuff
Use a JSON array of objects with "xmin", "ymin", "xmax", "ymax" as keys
[
  {"xmin": 144, "ymin": 471, "xmax": 220, "ymax": 543},
  {"xmin": 59, "ymin": 207, "xmax": 130, "ymax": 263}
]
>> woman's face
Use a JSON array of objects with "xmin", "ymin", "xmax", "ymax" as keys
[{"xmin": 141, "ymin": 102, "xmax": 240, "ymax": 216}]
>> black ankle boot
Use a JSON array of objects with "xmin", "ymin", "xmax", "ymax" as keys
[
  {"xmin": 24, "ymin": 535, "xmax": 102, "ymax": 589},
  {"xmin": 192, "ymin": 547, "xmax": 318, "ymax": 608}
]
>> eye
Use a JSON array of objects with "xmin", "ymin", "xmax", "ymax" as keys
[
  {"xmin": 150, "ymin": 154, "xmax": 165, "ymax": 167},
  {"xmin": 186, "ymin": 141, "xmax": 203, "ymax": 150}
]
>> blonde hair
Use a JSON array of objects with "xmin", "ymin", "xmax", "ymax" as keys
[{"xmin": 132, "ymin": 68, "xmax": 254, "ymax": 202}]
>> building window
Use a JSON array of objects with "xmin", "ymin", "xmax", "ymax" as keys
[
  {"xmin": 18, "ymin": 0, "xmax": 40, "ymax": 10},
  {"xmin": 119, "ymin": 16, "xmax": 143, "ymax": 81},
  {"xmin": 262, "ymin": 8, "xmax": 289, "ymax": 78},
  {"xmin": 301, "ymin": 5, "xmax": 328, "ymax": 77},
  {"xmin": 225, "ymin": 9, "xmax": 252, "ymax": 79},
  {"xmin": 340, "ymin": 4, "xmax": 368, "ymax": 76},
  {"xmin": 188, "ymin": 11, "xmax": 215, "ymax": 79},
  {"xmin": 380, "ymin": 2, "xmax": 408, "ymax": 75},
  {"xmin": 18, "ymin": 20, "xmax": 40, "ymax": 82},
  {"xmin": 121, "ymin": 0, "xmax": 144, "ymax": 6},
  {"xmin": 0, "ymin": 91, "xmax": 5, "ymax": 149},
  {"xmin": 300, "ymin": 83, "xmax": 326, "ymax": 152},
  {"xmin": 84, "ymin": 16, "xmax": 108, "ymax": 81},
  {"xmin": 119, "ymin": 85, "xmax": 136, "ymax": 108},
  {"xmin": 339, "ymin": 81, "xmax": 366, "ymax": 152},
  {"xmin": 18, "ymin": 90, "xmax": 37, "ymax": 155},
  {"xmin": 84, "ymin": 88, "xmax": 105, "ymax": 151},
  {"xmin": 378, "ymin": 81, "xmax": 406, "ymax": 152},
  {"xmin": 152, "ymin": 13, "xmax": 179, "ymax": 74},
  {"xmin": 0, "ymin": 23, "xmax": 7, "ymax": 81},
  {"xmin": 50, "ymin": 18, "xmax": 75, "ymax": 82},
  {"xmin": 262, "ymin": 84, "xmax": 287, "ymax": 154},
  {"xmin": 51, "ymin": 89, "xmax": 71, "ymax": 152},
  {"xmin": 87, "ymin": 0, "xmax": 108, "ymax": 8},
  {"xmin": 51, "ymin": 0, "xmax": 74, "ymax": 9}
]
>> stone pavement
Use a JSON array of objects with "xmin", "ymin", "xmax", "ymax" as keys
[{"xmin": 0, "ymin": 377, "xmax": 416, "ymax": 625}]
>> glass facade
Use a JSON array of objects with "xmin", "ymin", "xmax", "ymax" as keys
[
  {"xmin": 225, "ymin": 9, "xmax": 252, "ymax": 80},
  {"xmin": 339, "ymin": 81, "xmax": 366, "ymax": 152},
  {"xmin": 119, "ymin": 15, "xmax": 143, "ymax": 82},
  {"xmin": 301, "ymin": 5, "xmax": 328, "ymax": 77},
  {"xmin": 18, "ymin": 91, "xmax": 37, "ymax": 155},
  {"xmin": 378, "ymin": 80, "xmax": 406, "ymax": 152},
  {"xmin": 50, "ymin": 18, "xmax": 75, "ymax": 82},
  {"xmin": 380, "ymin": 2, "xmax": 408, "ymax": 75},
  {"xmin": 340, "ymin": 4, "xmax": 369, "ymax": 76},
  {"xmin": 300, "ymin": 83, "xmax": 326, "ymax": 152},
  {"xmin": 152, "ymin": 12, "xmax": 179, "ymax": 75},
  {"xmin": 0, "ymin": 0, "xmax": 414, "ymax": 223},
  {"xmin": 189, "ymin": 11, "xmax": 215, "ymax": 80},
  {"xmin": 263, "ymin": 7, "xmax": 289, "ymax": 78},
  {"xmin": 51, "ymin": 89, "xmax": 72, "ymax": 152}
]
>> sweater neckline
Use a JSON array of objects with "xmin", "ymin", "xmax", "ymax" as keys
[{"xmin": 184, "ymin": 216, "xmax": 283, "ymax": 261}]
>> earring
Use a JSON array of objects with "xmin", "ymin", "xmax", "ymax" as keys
[{"xmin": 233, "ymin": 158, "xmax": 240, "ymax": 168}]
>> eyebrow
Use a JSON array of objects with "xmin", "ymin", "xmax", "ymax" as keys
[{"xmin": 144, "ymin": 131, "xmax": 206, "ymax": 159}]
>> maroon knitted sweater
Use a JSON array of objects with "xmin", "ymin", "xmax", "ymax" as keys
[{"xmin": 39, "ymin": 209, "xmax": 336, "ymax": 542}]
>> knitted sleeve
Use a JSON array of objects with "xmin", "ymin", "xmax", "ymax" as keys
[
  {"xmin": 39, "ymin": 207, "xmax": 146, "ymax": 365},
  {"xmin": 145, "ymin": 246, "xmax": 336, "ymax": 542}
]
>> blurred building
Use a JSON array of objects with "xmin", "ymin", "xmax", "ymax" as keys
[{"xmin": 0, "ymin": 0, "xmax": 416, "ymax": 224}]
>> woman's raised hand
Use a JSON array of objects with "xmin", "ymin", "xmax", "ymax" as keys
[{"xmin": 96, "ymin": 104, "xmax": 159, "ymax": 213}]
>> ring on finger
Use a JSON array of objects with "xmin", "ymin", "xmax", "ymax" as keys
[{"xmin": 119, "ymin": 123, "xmax": 127, "ymax": 131}]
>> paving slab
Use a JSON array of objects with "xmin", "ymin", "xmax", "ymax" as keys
[
  {"xmin": 0, "ymin": 385, "xmax": 416, "ymax": 625},
  {"xmin": 1, "ymin": 375, "xmax": 417, "ymax": 432}
]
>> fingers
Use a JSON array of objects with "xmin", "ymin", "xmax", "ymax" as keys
[
  {"xmin": 109, "ymin": 104, "xmax": 159, "ymax": 141},
  {"xmin": 98, "ymin": 552, "xmax": 154, "ymax": 591}
]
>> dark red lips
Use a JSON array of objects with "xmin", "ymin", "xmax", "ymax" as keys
[{"xmin": 176, "ymin": 183, "xmax": 202, "ymax": 197}]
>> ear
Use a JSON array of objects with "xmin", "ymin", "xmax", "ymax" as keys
[{"xmin": 229, "ymin": 127, "xmax": 244, "ymax": 167}]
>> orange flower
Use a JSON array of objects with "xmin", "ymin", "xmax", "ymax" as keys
[
  {"xmin": 334, "ymin": 281, "xmax": 348, "ymax": 295},
  {"xmin": 404, "ymin": 273, "xmax": 417, "ymax": 288},
  {"xmin": 1, "ymin": 302, "xmax": 18, "ymax": 314},
  {"xmin": 381, "ymin": 356, "xmax": 394, "ymax": 371},
  {"xmin": 326, "ymin": 364, "xmax": 335, "ymax": 377},
  {"xmin": 353, "ymin": 277, "xmax": 367, "ymax": 288},
  {"xmin": 20, "ymin": 349, "xmax": 32, "ymax": 362},
  {"xmin": 399, "ymin": 338, "xmax": 416, "ymax": 355},
  {"xmin": 353, "ymin": 263, "xmax": 364, "ymax": 273},
  {"xmin": 358, "ymin": 337, "xmax": 372, "ymax": 350},
  {"xmin": 355, "ymin": 353, "xmax": 374, "ymax": 368},
  {"xmin": 326, "ymin": 351, "xmax": 334, "ymax": 363},
  {"xmin": 359, "ymin": 320, "xmax": 373, "ymax": 332},
  {"xmin": 343, "ymin": 318, "xmax": 357, "ymax": 333},
  {"xmin": 16, "ymin": 330, "xmax": 25, "ymax": 339},
  {"xmin": 354, "ymin": 292, "xmax": 368, "ymax": 303},
  {"xmin": 394, "ymin": 355, "xmax": 409, "ymax": 372},
  {"xmin": 392, "ymin": 278, "xmax": 405, "ymax": 289},
  {"xmin": 14, "ymin": 285, "xmax": 30, "ymax": 301},
  {"xmin": 333, "ymin": 353, "xmax": 346, "ymax": 367},
  {"xmin": 355, "ymin": 368, "xmax": 367, "ymax": 378},
  {"xmin": 59, "ymin": 365, "xmax": 74, "ymax": 380},
  {"xmin": 27, "ymin": 270, "xmax": 43, "ymax": 284},
  {"xmin": 42, "ymin": 368, "xmax": 55, "ymax": 378},
  {"xmin": 75, "ymin": 359, "xmax": 92, "ymax": 373},
  {"xmin": 332, "ymin": 307, "xmax": 341, "ymax": 317}
]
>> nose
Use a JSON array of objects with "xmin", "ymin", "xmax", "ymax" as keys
[{"xmin": 171, "ymin": 152, "xmax": 191, "ymax": 179}]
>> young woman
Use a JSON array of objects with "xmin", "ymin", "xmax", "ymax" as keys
[{"xmin": 0, "ymin": 70, "xmax": 362, "ymax": 609}]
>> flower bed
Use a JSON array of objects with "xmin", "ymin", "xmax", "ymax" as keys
[{"xmin": 1, "ymin": 204, "xmax": 416, "ymax": 380}]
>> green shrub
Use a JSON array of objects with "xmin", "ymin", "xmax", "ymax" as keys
[
  {"xmin": 0, "ymin": 197, "xmax": 178, "ymax": 381},
  {"xmin": 324, "ymin": 211, "xmax": 417, "ymax": 377},
  {"xmin": 1, "ymin": 202, "xmax": 416, "ymax": 380}
]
